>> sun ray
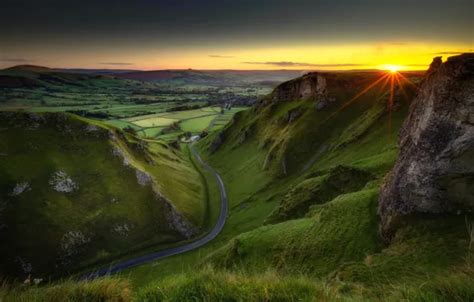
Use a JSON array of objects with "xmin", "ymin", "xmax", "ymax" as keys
[
  {"xmin": 394, "ymin": 75, "xmax": 409, "ymax": 102},
  {"xmin": 387, "ymin": 73, "xmax": 396, "ymax": 137},
  {"xmin": 398, "ymin": 72, "xmax": 419, "ymax": 90},
  {"xmin": 322, "ymin": 72, "xmax": 391, "ymax": 124},
  {"xmin": 337, "ymin": 73, "xmax": 391, "ymax": 111}
]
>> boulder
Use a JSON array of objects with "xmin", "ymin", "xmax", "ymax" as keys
[{"xmin": 378, "ymin": 53, "xmax": 474, "ymax": 239}]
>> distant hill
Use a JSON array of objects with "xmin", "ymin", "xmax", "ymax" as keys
[
  {"xmin": 57, "ymin": 68, "xmax": 138, "ymax": 75},
  {"xmin": 0, "ymin": 65, "xmax": 301, "ymax": 89},
  {"xmin": 116, "ymin": 69, "xmax": 303, "ymax": 86},
  {"xmin": 3, "ymin": 65, "xmax": 135, "ymax": 75},
  {"xmin": 4, "ymin": 65, "xmax": 53, "ymax": 73},
  {"xmin": 0, "ymin": 65, "xmax": 133, "ymax": 89}
]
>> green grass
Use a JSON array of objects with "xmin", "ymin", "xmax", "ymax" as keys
[
  {"xmin": 205, "ymin": 188, "xmax": 381, "ymax": 275},
  {"xmin": 103, "ymin": 107, "xmax": 245, "ymax": 141},
  {"xmin": 266, "ymin": 165, "xmax": 374, "ymax": 224},
  {"xmin": 135, "ymin": 267, "xmax": 329, "ymax": 302},
  {"xmin": 132, "ymin": 117, "xmax": 177, "ymax": 127},
  {"xmin": 180, "ymin": 115, "xmax": 216, "ymax": 132},
  {"xmin": 0, "ymin": 112, "xmax": 205, "ymax": 279},
  {"xmin": 120, "ymin": 71, "xmax": 470, "ymax": 299},
  {"xmin": 2, "ymin": 70, "xmax": 472, "ymax": 301},
  {"xmin": 0, "ymin": 277, "xmax": 132, "ymax": 302}
]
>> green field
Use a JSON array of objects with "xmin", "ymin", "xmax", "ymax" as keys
[
  {"xmin": 180, "ymin": 115, "xmax": 217, "ymax": 132},
  {"xmin": 112, "ymin": 106, "xmax": 247, "ymax": 140}
]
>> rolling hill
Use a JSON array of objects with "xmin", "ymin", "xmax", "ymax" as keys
[
  {"xmin": 0, "ymin": 65, "xmax": 133, "ymax": 89},
  {"xmin": 116, "ymin": 69, "xmax": 303, "ymax": 86}
]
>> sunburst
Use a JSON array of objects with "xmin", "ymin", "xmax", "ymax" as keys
[{"xmin": 326, "ymin": 67, "xmax": 417, "ymax": 136}]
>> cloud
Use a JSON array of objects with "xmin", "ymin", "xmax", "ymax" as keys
[
  {"xmin": 405, "ymin": 63, "xmax": 428, "ymax": 67},
  {"xmin": 209, "ymin": 55, "xmax": 235, "ymax": 58},
  {"xmin": 99, "ymin": 62, "xmax": 134, "ymax": 66},
  {"xmin": 0, "ymin": 57, "xmax": 31, "ymax": 62},
  {"xmin": 432, "ymin": 50, "xmax": 473, "ymax": 55},
  {"xmin": 242, "ymin": 61, "xmax": 364, "ymax": 68}
]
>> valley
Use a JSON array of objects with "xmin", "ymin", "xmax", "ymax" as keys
[{"xmin": 0, "ymin": 54, "xmax": 473, "ymax": 301}]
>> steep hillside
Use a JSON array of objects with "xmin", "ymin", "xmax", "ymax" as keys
[
  {"xmin": 204, "ymin": 71, "xmax": 421, "ymax": 177},
  {"xmin": 0, "ymin": 112, "xmax": 204, "ymax": 279},
  {"xmin": 188, "ymin": 55, "xmax": 473, "ymax": 300}
]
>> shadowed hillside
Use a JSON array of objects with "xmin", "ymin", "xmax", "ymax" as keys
[{"xmin": 0, "ymin": 112, "xmax": 204, "ymax": 279}]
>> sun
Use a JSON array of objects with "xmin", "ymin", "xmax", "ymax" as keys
[{"xmin": 383, "ymin": 64, "xmax": 403, "ymax": 73}]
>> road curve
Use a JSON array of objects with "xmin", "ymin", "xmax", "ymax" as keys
[{"xmin": 82, "ymin": 143, "xmax": 228, "ymax": 280}]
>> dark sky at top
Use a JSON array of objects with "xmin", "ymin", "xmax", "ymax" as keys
[{"xmin": 0, "ymin": 0, "xmax": 472, "ymax": 69}]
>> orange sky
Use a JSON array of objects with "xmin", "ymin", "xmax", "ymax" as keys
[
  {"xmin": 1, "ymin": 0, "xmax": 472, "ymax": 70},
  {"xmin": 3, "ymin": 41, "xmax": 470, "ymax": 71}
]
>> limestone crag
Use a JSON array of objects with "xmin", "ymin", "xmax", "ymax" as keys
[{"xmin": 379, "ymin": 53, "xmax": 474, "ymax": 239}]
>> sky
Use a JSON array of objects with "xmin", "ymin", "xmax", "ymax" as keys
[{"xmin": 0, "ymin": 0, "xmax": 472, "ymax": 70}]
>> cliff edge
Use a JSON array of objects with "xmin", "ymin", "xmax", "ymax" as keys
[{"xmin": 379, "ymin": 53, "xmax": 474, "ymax": 239}]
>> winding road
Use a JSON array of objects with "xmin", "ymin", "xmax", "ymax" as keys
[{"xmin": 82, "ymin": 143, "xmax": 228, "ymax": 280}]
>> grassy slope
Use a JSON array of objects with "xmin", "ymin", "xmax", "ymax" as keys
[
  {"xmin": 0, "ymin": 112, "xmax": 205, "ymax": 280},
  {"xmin": 124, "ymin": 72, "xmax": 472, "ymax": 300},
  {"xmin": 119, "ymin": 73, "xmax": 410, "ymax": 283},
  {"xmin": 3, "ymin": 71, "xmax": 472, "ymax": 301}
]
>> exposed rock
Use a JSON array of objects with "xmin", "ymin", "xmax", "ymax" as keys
[
  {"xmin": 135, "ymin": 169, "xmax": 152, "ymax": 186},
  {"xmin": 316, "ymin": 96, "xmax": 336, "ymax": 111},
  {"xmin": 162, "ymin": 197, "xmax": 199, "ymax": 239},
  {"xmin": 210, "ymin": 131, "xmax": 226, "ymax": 153},
  {"xmin": 49, "ymin": 171, "xmax": 78, "ymax": 193},
  {"xmin": 85, "ymin": 124, "xmax": 99, "ymax": 132},
  {"xmin": 112, "ymin": 222, "xmax": 134, "ymax": 237},
  {"xmin": 379, "ymin": 53, "xmax": 474, "ymax": 239},
  {"xmin": 237, "ymin": 125, "xmax": 254, "ymax": 145},
  {"xmin": 271, "ymin": 72, "xmax": 329, "ymax": 102},
  {"xmin": 60, "ymin": 230, "xmax": 91, "ymax": 259},
  {"xmin": 112, "ymin": 145, "xmax": 130, "ymax": 166},
  {"xmin": 281, "ymin": 107, "xmax": 304, "ymax": 124},
  {"xmin": 10, "ymin": 182, "xmax": 31, "ymax": 196}
]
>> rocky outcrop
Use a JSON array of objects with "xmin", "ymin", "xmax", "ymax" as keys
[
  {"xmin": 379, "ymin": 53, "xmax": 474, "ymax": 239},
  {"xmin": 270, "ymin": 72, "xmax": 336, "ymax": 111},
  {"xmin": 10, "ymin": 182, "xmax": 31, "ymax": 196},
  {"xmin": 271, "ymin": 73, "xmax": 327, "ymax": 101},
  {"xmin": 210, "ymin": 131, "xmax": 226, "ymax": 154},
  {"xmin": 49, "ymin": 171, "xmax": 78, "ymax": 193}
]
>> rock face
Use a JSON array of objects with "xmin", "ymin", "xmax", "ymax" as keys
[
  {"xmin": 271, "ymin": 73, "xmax": 327, "ymax": 101},
  {"xmin": 379, "ymin": 53, "xmax": 474, "ymax": 239},
  {"xmin": 270, "ymin": 72, "xmax": 336, "ymax": 110}
]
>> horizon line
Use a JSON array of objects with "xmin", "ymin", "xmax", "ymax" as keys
[{"xmin": 1, "ymin": 64, "xmax": 429, "ymax": 73}]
